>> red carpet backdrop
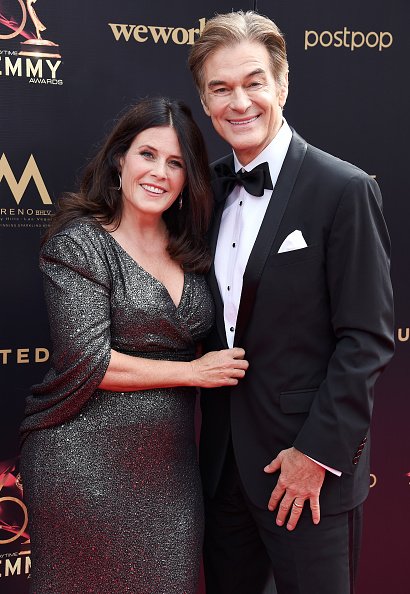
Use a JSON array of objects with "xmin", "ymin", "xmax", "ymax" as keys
[{"xmin": 0, "ymin": 1, "xmax": 408, "ymax": 592}]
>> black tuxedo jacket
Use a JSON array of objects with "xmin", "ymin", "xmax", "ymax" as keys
[{"xmin": 201, "ymin": 130, "xmax": 394, "ymax": 515}]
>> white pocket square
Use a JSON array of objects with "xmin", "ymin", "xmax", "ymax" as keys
[{"xmin": 278, "ymin": 230, "xmax": 308, "ymax": 253}]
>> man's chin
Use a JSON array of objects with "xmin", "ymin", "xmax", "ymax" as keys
[{"xmin": 229, "ymin": 136, "xmax": 259, "ymax": 152}]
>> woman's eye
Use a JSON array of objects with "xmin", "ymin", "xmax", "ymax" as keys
[
  {"xmin": 140, "ymin": 150, "xmax": 153, "ymax": 158},
  {"xmin": 169, "ymin": 160, "xmax": 184, "ymax": 169}
]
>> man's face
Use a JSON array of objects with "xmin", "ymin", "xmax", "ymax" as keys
[{"xmin": 202, "ymin": 41, "xmax": 288, "ymax": 165}]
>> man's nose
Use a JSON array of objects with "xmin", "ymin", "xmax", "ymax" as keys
[{"xmin": 229, "ymin": 88, "xmax": 252, "ymax": 112}]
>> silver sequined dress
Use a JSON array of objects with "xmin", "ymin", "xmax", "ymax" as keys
[{"xmin": 20, "ymin": 218, "xmax": 214, "ymax": 594}]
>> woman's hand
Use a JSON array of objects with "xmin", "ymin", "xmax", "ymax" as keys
[{"xmin": 190, "ymin": 348, "xmax": 248, "ymax": 388}]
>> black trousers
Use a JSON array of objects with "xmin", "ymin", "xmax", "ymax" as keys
[{"xmin": 203, "ymin": 441, "xmax": 363, "ymax": 594}]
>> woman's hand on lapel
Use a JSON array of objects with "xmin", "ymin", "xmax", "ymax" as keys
[{"xmin": 190, "ymin": 347, "xmax": 249, "ymax": 388}]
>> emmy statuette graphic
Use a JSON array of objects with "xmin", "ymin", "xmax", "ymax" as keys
[{"xmin": 18, "ymin": 0, "xmax": 61, "ymax": 58}]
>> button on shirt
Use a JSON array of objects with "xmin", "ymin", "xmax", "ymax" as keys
[{"xmin": 214, "ymin": 119, "xmax": 292, "ymax": 348}]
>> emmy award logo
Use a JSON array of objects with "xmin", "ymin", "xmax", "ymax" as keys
[
  {"xmin": 18, "ymin": 0, "xmax": 61, "ymax": 58},
  {"xmin": 0, "ymin": 459, "xmax": 30, "ymax": 546}
]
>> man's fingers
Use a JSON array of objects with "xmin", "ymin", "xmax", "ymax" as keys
[
  {"xmin": 310, "ymin": 497, "xmax": 321, "ymax": 525},
  {"xmin": 264, "ymin": 456, "xmax": 280, "ymax": 474},
  {"xmin": 286, "ymin": 499, "xmax": 305, "ymax": 531},
  {"xmin": 273, "ymin": 496, "xmax": 294, "ymax": 524},
  {"xmin": 267, "ymin": 483, "xmax": 284, "ymax": 511},
  {"xmin": 274, "ymin": 498, "xmax": 303, "ymax": 528},
  {"xmin": 276, "ymin": 497, "xmax": 320, "ymax": 531}
]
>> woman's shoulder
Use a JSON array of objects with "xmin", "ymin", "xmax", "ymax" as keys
[
  {"xmin": 43, "ymin": 217, "xmax": 106, "ymax": 250},
  {"xmin": 59, "ymin": 216, "xmax": 105, "ymax": 241},
  {"xmin": 41, "ymin": 217, "xmax": 111, "ymax": 269}
]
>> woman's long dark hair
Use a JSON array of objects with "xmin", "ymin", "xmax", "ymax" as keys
[{"xmin": 45, "ymin": 97, "xmax": 213, "ymax": 273}]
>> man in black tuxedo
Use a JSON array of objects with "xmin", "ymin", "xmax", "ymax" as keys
[{"xmin": 188, "ymin": 10, "xmax": 394, "ymax": 594}]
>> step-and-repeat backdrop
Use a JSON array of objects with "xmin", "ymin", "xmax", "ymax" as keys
[{"xmin": 1, "ymin": 1, "xmax": 408, "ymax": 592}]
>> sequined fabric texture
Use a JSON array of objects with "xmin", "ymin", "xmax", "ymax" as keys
[{"xmin": 20, "ymin": 218, "xmax": 214, "ymax": 593}]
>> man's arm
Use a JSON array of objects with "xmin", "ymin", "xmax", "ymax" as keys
[{"xmin": 264, "ymin": 174, "xmax": 394, "ymax": 529}]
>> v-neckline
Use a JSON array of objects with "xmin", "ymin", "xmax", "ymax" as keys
[{"xmin": 104, "ymin": 230, "xmax": 187, "ymax": 310}]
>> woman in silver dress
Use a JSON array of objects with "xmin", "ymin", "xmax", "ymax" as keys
[{"xmin": 20, "ymin": 97, "xmax": 248, "ymax": 594}]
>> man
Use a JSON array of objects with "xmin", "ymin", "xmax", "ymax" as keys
[{"xmin": 188, "ymin": 10, "xmax": 394, "ymax": 594}]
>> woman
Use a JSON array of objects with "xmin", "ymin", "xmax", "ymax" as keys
[{"xmin": 20, "ymin": 97, "xmax": 248, "ymax": 593}]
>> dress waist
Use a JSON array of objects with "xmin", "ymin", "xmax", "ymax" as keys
[{"xmin": 113, "ymin": 347, "xmax": 195, "ymax": 362}]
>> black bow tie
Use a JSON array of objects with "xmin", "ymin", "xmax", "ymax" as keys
[{"xmin": 212, "ymin": 161, "xmax": 273, "ymax": 203}]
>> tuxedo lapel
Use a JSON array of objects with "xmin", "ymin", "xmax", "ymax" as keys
[
  {"xmin": 207, "ymin": 257, "xmax": 227, "ymax": 349},
  {"xmin": 209, "ymin": 154, "xmax": 235, "ymax": 254},
  {"xmin": 208, "ymin": 154, "xmax": 235, "ymax": 348},
  {"xmin": 234, "ymin": 132, "xmax": 308, "ymax": 347}
]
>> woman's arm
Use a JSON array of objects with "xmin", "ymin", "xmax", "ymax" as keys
[{"xmin": 99, "ymin": 347, "xmax": 248, "ymax": 391}]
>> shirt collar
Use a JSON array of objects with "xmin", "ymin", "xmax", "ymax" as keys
[{"xmin": 233, "ymin": 119, "xmax": 292, "ymax": 177}]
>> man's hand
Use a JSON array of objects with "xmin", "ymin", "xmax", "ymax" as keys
[{"xmin": 264, "ymin": 447, "xmax": 325, "ymax": 531}]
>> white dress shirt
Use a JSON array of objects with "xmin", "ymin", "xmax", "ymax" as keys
[
  {"xmin": 214, "ymin": 120, "xmax": 292, "ymax": 347},
  {"xmin": 214, "ymin": 119, "xmax": 341, "ymax": 477}
]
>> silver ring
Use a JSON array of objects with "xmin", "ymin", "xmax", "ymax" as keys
[{"xmin": 293, "ymin": 501, "xmax": 303, "ymax": 508}]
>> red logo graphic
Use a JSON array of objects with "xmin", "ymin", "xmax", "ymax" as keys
[{"xmin": 0, "ymin": 458, "xmax": 29, "ymax": 545}]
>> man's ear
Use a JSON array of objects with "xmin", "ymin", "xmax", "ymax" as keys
[
  {"xmin": 201, "ymin": 97, "xmax": 210, "ymax": 117},
  {"xmin": 279, "ymin": 71, "xmax": 289, "ymax": 108}
]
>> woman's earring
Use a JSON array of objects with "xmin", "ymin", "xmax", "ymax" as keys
[
  {"xmin": 178, "ymin": 192, "xmax": 183, "ymax": 210},
  {"xmin": 115, "ymin": 173, "xmax": 122, "ymax": 191}
]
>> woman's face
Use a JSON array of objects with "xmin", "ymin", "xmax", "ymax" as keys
[{"xmin": 119, "ymin": 126, "xmax": 186, "ymax": 220}]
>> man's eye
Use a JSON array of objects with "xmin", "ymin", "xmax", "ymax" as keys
[{"xmin": 213, "ymin": 87, "xmax": 229, "ymax": 95}]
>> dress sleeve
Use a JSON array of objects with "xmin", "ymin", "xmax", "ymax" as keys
[{"xmin": 21, "ymin": 228, "xmax": 113, "ymax": 437}]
